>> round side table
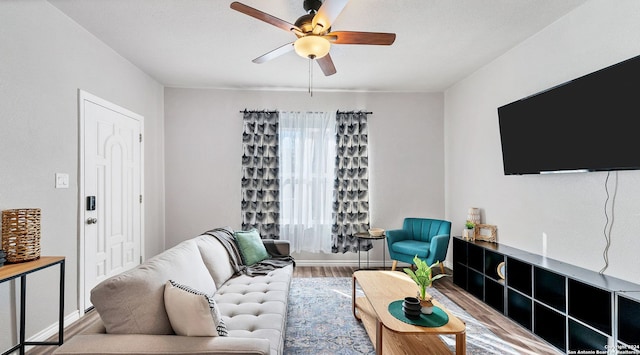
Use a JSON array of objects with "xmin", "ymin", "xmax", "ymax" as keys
[{"xmin": 354, "ymin": 232, "xmax": 386, "ymax": 270}]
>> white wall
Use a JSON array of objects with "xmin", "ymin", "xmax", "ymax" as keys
[
  {"xmin": 0, "ymin": 0, "xmax": 165, "ymax": 348},
  {"xmin": 7, "ymin": 0, "xmax": 639, "ymax": 347},
  {"xmin": 444, "ymin": 0, "xmax": 640, "ymax": 284},
  {"xmin": 164, "ymin": 89, "xmax": 445, "ymax": 265}
]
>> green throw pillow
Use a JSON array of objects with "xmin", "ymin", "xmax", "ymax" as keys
[{"xmin": 234, "ymin": 229, "xmax": 270, "ymax": 266}]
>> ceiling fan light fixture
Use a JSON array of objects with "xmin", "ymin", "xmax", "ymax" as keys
[{"xmin": 294, "ymin": 35, "xmax": 331, "ymax": 59}]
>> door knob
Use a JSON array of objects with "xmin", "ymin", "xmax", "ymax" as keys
[{"xmin": 87, "ymin": 217, "xmax": 98, "ymax": 225}]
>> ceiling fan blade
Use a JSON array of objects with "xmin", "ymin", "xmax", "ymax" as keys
[
  {"xmin": 328, "ymin": 31, "xmax": 396, "ymax": 45},
  {"xmin": 317, "ymin": 54, "xmax": 337, "ymax": 76},
  {"xmin": 312, "ymin": 0, "xmax": 349, "ymax": 34},
  {"xmin": 252, "ymin": 42, "xmax": 295, "ymax": 64},
  {"xmin": 230, "ymin": 2, "xmax": 301, "ymax": 34}
]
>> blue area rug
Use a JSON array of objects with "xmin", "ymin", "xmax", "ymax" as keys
[{"xmin": 284, "ymin": 277, "xmax": 518, "ymax": 354}]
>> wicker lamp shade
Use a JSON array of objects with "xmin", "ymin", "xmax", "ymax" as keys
[{"xmin": 2, "ymin": 208, "xmax": 41, "ymax": 263}]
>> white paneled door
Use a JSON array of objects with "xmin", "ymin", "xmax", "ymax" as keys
[{"xmin": 79, "ymin": 90, "xmax": 143, "ymax": 311}]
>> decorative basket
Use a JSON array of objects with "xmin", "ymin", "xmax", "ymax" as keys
[{"xmin": 1, "ymin": 208, "xmax": 41, "ymax": 263}]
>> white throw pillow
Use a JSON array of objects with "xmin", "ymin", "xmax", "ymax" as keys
[{"xmin": 164, "ymin": 280, "xmax": 228, "ymax": 336}]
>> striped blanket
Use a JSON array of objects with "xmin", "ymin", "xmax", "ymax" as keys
[{"xmin": 204, "ymin": 227, "xmax": 295, "ymax": 276}]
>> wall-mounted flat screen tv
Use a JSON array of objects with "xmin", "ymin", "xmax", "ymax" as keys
[{"xmin": 498, "ymin": 54, "xmax": 640, "ymax": 175}]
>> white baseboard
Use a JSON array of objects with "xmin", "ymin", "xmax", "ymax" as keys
[
  {"xmin": 23, "ymin": 310, "xmax": 80, "ymax": 352},
  {"xmin": 294, "ymin": 259, "xmax": 389, "ymax": 267},
  {"xmin": 294, "ymin": 259, "xmax": 451, "ymax": 270}
]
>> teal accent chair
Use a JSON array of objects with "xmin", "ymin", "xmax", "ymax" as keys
[{"xmin": 386, "ymin": 217, "xmax": 452, "ymax": 273}]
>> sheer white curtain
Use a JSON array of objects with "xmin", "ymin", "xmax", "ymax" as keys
[{"xmin": 279, "ymin": 111, "xmax": 335, "ymax": 253}]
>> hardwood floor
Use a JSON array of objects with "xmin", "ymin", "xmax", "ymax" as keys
[
  {"xmin": 295, "ymin": 266, "xmax": 560, "ymax": 355},
  {"xmin": 432, "ymin": 270, "xmax": 561, "ymax": 355},
  {"xmin": 27, "ymin": 266, "xmax": 560, "ymax": 355}
]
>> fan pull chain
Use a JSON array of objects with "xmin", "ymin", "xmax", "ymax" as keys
[{"xmin": 308, "ymin": 57, "xmax": 313, "ymax": 97}]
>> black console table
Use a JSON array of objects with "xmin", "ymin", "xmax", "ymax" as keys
[
  {"xmin": 452, "ymin": 237, "xmax": 640, "ymax": 353},
  {"xmin": 1, "ymin": 256, "xmax": 65, "ymax": 355}
]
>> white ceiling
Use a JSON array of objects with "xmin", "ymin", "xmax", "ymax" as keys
[{"xmin": 47, "ymin": 0, "xmax": 588, "ymax": 92}]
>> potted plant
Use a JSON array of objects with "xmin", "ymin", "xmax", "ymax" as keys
[
  {"xmin": 403, "ymin": 255, "xmax": 447, "ymax": 314},
  {"xmin": 463, "ymin": 221, "xmax": 475, "ymax": 241}
]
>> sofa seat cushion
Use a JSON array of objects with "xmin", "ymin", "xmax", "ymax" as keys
[
  {"xmin": 215, "ymin": 264, "xmax": 293, "ymax": 355},
  {"xmin": 91, "ymin": 240, "xmax": 216, "ymax": 335},
  {"xmin": 391, "ymin": 240, "xmax": 430, "ymax": 258}
]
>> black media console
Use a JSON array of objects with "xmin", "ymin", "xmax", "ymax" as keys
[{"xmin": 452, "ymin": 236, "xmax": 640, "ymax": 354}]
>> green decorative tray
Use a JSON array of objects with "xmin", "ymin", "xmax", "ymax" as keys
[{"xmin": 388, "ymin": 300, "xmax": 449, "ymax": 327}]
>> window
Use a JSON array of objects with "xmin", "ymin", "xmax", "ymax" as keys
[{"xmin": 279, "ymin": 111, "xmax": 335, "ymax": 253}]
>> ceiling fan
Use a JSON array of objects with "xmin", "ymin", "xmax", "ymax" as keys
[{"xmin": 230, "ymin": 0, "xmax": 396, "ymax": 76}]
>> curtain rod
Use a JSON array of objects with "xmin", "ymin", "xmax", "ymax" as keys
[
  {"xmin": 337, "ymin": 110, "xmax": 373, "ymax": 114},
  {"xmin": 239, "ymin": 109, "xmax": 373, "ymax": 114},
  {"xmin": 239, "ymin": 109, "xmax": 278, "ymax": 114}
]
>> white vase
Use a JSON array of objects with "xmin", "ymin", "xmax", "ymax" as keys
[
  {"xmin": 463, "ymin": 228, "xmax": 475, "ymax": 241},
  {"xmin": 421, "ymin": 305, "xmax": 433, "ymax": 315},
  {"xmin": 419, "ymin": 297, "xmax": 434, "ymax": 315},
  {"xmin": 467, "ymin": 208, "xmax": 481, "ymax": 225}
]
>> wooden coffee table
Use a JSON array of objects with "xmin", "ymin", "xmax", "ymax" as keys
[{"xmin": 352, "ymin": 270, "xmax": 466, "ymax": 355}]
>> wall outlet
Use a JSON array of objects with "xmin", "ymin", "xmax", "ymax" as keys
[{"xmin": 55, "ymin": 173, "xmax": 69, "ymax": 189}]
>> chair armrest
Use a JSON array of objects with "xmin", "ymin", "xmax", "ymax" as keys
[
  {"xmin": 52, "ymin": 334, "xmax": 271, "ymax": 355},
  {"xmin": 263, "ymin": 239, "xmax": 290, "ymax": 257},
  {"xmin": 428, "ymin": 234, "xmax": 451, "ymax": 264},
  {"xmin": 386, "ymin": 229, "xmax": 410, "ymax": 244}
]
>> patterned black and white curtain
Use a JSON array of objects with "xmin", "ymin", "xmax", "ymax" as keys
[
  {"xmin": 331, "ymin": 111, "xmax": 371, "ymax": 253},
  {"xmin": 241, "ymin": 110, "xmax": 280, "ymax": 239}
]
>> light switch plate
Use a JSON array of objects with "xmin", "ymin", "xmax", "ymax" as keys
[{"xmin": 55, "ymin": 173, "xmax": 69, "ymax": 189}]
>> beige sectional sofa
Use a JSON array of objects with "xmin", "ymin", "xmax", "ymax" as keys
[{"xmin": 54, "ymin": 227, "xmax": 293, "ymax": 355}]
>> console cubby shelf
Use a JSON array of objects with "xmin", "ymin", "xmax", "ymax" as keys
[
  {"xmin": 617, "ymin": 292, "xmax": 640, "ymax": 352},
  {"xmin": 452, "ymin": 236, "xmax": 640, "ymax": 354}
]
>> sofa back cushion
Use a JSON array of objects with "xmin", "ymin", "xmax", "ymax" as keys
[
  {"xmin": 195, "ymin": 233, "xmax": 236, "ymax": 288},
  {"xmin": 402, "ymin": 218, "xmax": 451, "ymax": 243},
  {"xmin": 90, "ymin": 239, "xmax": 216, "ymax": 335}
]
